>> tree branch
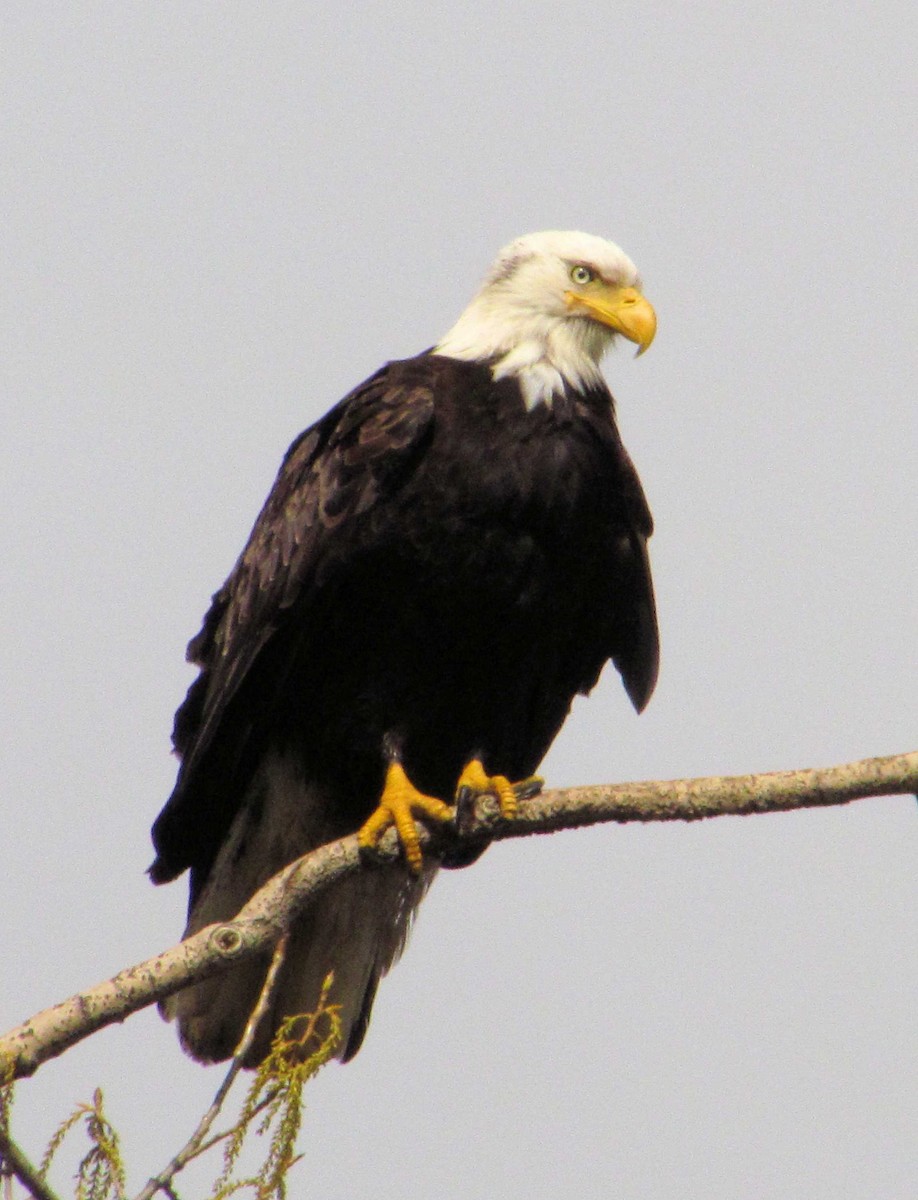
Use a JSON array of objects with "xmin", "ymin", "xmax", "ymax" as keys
[
  {"xmin": 2, "ymin": 751, "xmax": 914, "ymax": 1084},
  {"xmin": 0, "ymin": 1128, "xmax": 62, "ymax": 1200}
]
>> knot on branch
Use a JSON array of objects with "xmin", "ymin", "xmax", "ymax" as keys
[{"xmin": 209, "ymin": 925, "xmax": 247, "ymax": 959}]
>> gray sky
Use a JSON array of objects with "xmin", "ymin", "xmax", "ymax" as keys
[{"xmin": 2, "ymin": 4, "xmax": 915, "ymax": 1198}]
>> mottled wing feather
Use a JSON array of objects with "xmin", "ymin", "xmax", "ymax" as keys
[{"xmin": 173, "ymin": 369, "xmax": 436, "ymax": 787}]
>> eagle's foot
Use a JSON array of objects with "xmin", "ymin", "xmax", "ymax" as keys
[
  {"xmin": 358, "ymin": 760, "xmax": 453, "ymax": 874},
  {"xmin": 455, "ymin": 758, "xmax": 543, "ymax": 821}
]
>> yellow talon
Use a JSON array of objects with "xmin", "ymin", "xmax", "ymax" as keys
[
  {"xmin": 358, "ymin": 761, "xmax": 453, "ymax": 873},
  {"xmin": 455, "ymin": 758, "xmax": 541, "ymax": 820}
]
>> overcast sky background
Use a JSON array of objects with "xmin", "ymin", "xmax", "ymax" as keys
[{"xmin": 2, "ymin": 5, "xmax": 915, "ymax": 1198}]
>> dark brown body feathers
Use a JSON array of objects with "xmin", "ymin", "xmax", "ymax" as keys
[{"xmin": 151, "ymin": 352, "xmax": 658, "ymax": 1061}]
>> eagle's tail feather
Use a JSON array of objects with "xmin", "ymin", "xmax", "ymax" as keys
[{"xmin": 160, "ymin": 750, "xmax": 434, "ymax": 1064}]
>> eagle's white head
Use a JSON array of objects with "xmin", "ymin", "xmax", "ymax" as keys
[{"xmin": 435, "ymin": 230, "xmax": 656, "ymax": 408}]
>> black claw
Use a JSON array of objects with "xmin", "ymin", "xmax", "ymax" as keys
[
  {"xmin": 439, "ymin": 772, "xmax": 542, "ymax": 871},
  {"xmin": 515, "ymin": 777, "xmax": 544, "ymax": 802},
  {"xmin": 453, "ymin": 786, "xmax": 477, "ymax": 834},
  {"xmin": 357, "ymin": 838, "xmax": 388, "ymax": 866}
]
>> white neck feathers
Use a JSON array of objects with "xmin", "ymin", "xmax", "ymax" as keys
[{"xmin": 434, "ymin": 293, "xmax": 609, "ymax": 408}]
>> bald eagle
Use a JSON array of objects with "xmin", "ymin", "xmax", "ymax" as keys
[{"xmin": 150, "ymin": 231, "xmax": 659, "ymax": 1065}]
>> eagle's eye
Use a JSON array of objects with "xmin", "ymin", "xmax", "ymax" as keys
[{"xmin": 569, "ymin": 264, "xmax": 594, "ymax": 285}]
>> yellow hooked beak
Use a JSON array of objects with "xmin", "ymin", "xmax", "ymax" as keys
[{"xmin": 564, "ymin": 284, "xmax": 657, "ymax": 356}]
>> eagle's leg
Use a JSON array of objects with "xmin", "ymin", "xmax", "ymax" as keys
[
  {"xmin": 455, "ymin": 758, "xmax": 543, "ymax": 820},
  {"xmin": 357, "ymin": 759, "xmax": 453, "ymax": 874}
]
